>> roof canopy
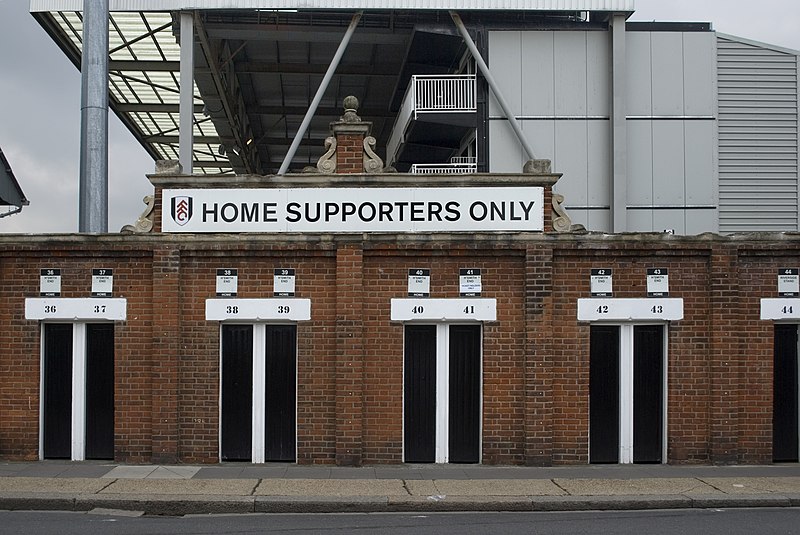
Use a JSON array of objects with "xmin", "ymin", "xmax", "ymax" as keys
[
  {"xmin": 31, "ymin": 1, "xmax": 635, "ymax": 13},
  {"xmin": 0, "ymin": 147, "xmax": 29, "ymax": 212}
]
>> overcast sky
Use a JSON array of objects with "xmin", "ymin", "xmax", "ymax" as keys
[{"xmin": 0, "ymin": 0, "xmax": 798, "ymax": 234}]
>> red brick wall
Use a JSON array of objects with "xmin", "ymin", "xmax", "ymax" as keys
[{"xmin": 2, "ymin": 235, "xmax": 800, "ymax": 466}]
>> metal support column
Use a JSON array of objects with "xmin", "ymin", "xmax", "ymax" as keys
[
  {"xmin": 79, "ymin": 0, "xmax": 109, "ymax": 233},
  {"xmin": 450, "ymin": 11, "xmax": 536, "ymax": 163},
  {"xmin": 179, "ymin": 12, "xmax": 194, "ymax": 175},
  {"xmin": 277, "ymin": 12, "xmax": 362, "ymax": 176},
  {"xmin": 611, "ymin": 14, "xmax": 628, "ymax": 232}
]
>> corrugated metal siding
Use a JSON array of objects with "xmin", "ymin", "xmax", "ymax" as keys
[
  {"xmin": 718, "ymin": 36, "xmax": 799, "ymax": 233},
  {"xmin": 31, "ymin": 0, "xmax": 635, "ymax": 12}
]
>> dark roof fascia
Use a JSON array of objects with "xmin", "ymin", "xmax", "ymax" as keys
[{"xmin": 0, "ymin": 146, "xmax": 29, "ymax": 207}]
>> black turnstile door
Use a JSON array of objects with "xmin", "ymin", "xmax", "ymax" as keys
[
  {"xmin": 221, "ymin": 325, "xmax": 254, "ymax": 461},
  {"xmin": 774, "ymin": 324, "xmax": 799, "ymax": 462},
  {"xmin": 404, "ymin": 325, "xmax": 437, "ymax": 463},
  {"xmin": 633, "ymin": 325, "xmax": 664, "ymax": 463},
  {"xmin": 43, "ymin": 324, "xmax": 73, "ymax": 459},
  {"xmin": 265, "ymin": 325, "xmax": 297, "ymax": 461},
  {"xmin": 85, "ymin": 324, "xmax": 115, "ymax": 460},
  {"xmin": 448, "ymin": 325, "xmax": 481, "ymax": 463},
  {"xmin": 590, "ymin": 325, "xmax": 620, "ymax": 463}
]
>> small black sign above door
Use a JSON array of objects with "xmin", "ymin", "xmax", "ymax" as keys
[
  {"xmin": 216, "ymin": 268, "xmax": 238, "ymax": 297},
  {"xmin": 40, "ymin": 268, "xmax": 61, "ymax": 297},
  {"xmin": 778, "ymin": 268, "xmax": 799, "ymax": 297},
  {"xmin": 590, "ymin": 269, "xmax": 613, "ymax": 297},
  {"xmin": 91, "ymin": 268, "xmax": 113, "ymax": 297},
  {"xmin": 646, "ymin": 268, "xmax": 669, "ymax": 297},
  {"xmin": 408, "ymin": 269, "xmax": 430, "ymax": 297},
  {"xmin": 274, "ymin": 268, "xmax": 296, "ymax": 297}
]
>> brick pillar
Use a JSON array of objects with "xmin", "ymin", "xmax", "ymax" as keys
[
  {"xmin": 335, "ymin": 243, "xmax": 364, "ymax": 465},
  {"xmin": 524, "ymin": 244, "xmax": 554, "ymax": 465},
  {"xmin": 709, "ymin": 244, "xmax": 740, "ymax": 464},
  {"xmin": 319, "ymin": 95, "xmax": 383, "ymax": 175},
  {"xmin": 151, "ymin": 247, "xmax": 181, "ymax": 463}
]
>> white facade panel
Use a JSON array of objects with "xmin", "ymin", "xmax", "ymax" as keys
[
  {"xmin": 488, "ymin": 121, "xmax": 524, "ymax": 172},
  {"xmin": 683, "ymin": 32, "xmax": 716, "ymax": 116},
  {"xmin": 489, "ymin": 31, "xmax": 523, "ymax": 117},
  {"xmin": 555, "ymin": 33, "xmax": 588, "ymax": 116},
  {"xmin": 651, "ymin": 33, "xmax": 685, "ymax": 116},
  {"xmin": 554, "ymin": 122, "xmax": 589, "ymax": 206},
  {"xmin": 626, "ymin": 32, "xmax": 652, "ymax": 117},
  {"xmin": 587, "ymin": 31, "xmax": 612, "ymax": 116},
  {"xmin": 520, "ymin": 32, "xmax": 555, "ymax": 117},
  {"xmin": 587, "ymin": 120, "xmax": 612, "ymax": 207},
  {"xmin": 31, "ymin": 0, "xmax": 636, "ymax": 12},
  {"xmin": 626, "ymin": 120, "xmax": 653, "ymax": 206},
  {"xmin": 652, "ymin": 121, "xmax": 685, "ymax": 205},
  {"xmin": 685, "ymin": 121, "xmax": 717, "ymax": 205},
  {"xmin": 653, "ymin": 210, "xmax": 685, "ymax": 235}
]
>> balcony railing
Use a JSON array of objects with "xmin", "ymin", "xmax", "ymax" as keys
[
  {"xmin": 387, "ymin": 74, "xmax": 477, "ymax": 167},
  {"xmin": 411, "ymin": 157, "xmax": 477, "ymax": 175},
  {"xmin": 412, "ymin": 74, "xmax": 476, "ymax": 117}
]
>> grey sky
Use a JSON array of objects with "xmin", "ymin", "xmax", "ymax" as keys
[{"xmin": 0, "ymin": 0, "xmax": 798, "ymax": 234}]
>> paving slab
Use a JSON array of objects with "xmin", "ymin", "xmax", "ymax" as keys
[
  {"xmin": 194, "ymin": 466, "xmax": 247, "ymax": 479},
  {"xmin": 0, "ymin": 477, "xmax": 109, "ymax": 493},
  {"xmin": 699, "ymin": 477, "xmax": 800, "ymax": 494},
  {"xmin": 554, "ymin": 478, "xmax": 721, "ymax": 496},
  {"xmin": 101, "ymin": 466, "xmax": 158, "ymax": 479},
  {"xmin": 100, "ymin": 478, "xmax": 258, "ymax": 496},
  {"xmin": 403, "ymin": 479, "xmax": 438, "ymax": 496},
  {"xmin": 255, "ymin": 478, "xmax": 408, "ymax": 496},
  {"xmin": 429, "ymin": 479, "xmax": 565, "ymax": 496},
  {"xmin": 146, "ymin": 466, "xmax": 201, "ymax": 479}
]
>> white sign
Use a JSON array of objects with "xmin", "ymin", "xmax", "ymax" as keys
[
  {"xmin": 25, "ymin": 298, "xmax": 127, "ymax": 321},
  {"xmin": 577, "ymin": 298, "xmax": 684, "ymax": 321},
  {"xmin": 460, "ymin": 268, "xmax": 482, "ymax": 296},
  {"xmin": 205, "ymin": 298, "xmax": 311, "ymax": 321},
  {"xmin": 408, "ymin": 269, "xmax": 430, "ymax": 297},
  {"xmin": 590, "ymin": 269, "xmax": 612, "ymax": 297},
  {"xmin": 778, "ymin": 269, "xmax": 799, "ymax": 297},
  {"xmin": 647, "ymin": 268, "xmax": 669, "ymax": 297},
  {"xmin": 761, "ymin": 299, "xmax": 800, "ymax": 320},
  {"xmin": 391, "ymin": 298, "xmax": 497, "ymax": 322},
  {"xmin": 91, "ymin": 268, "xmax": 113, "ymax": 297},
  {"xmin": 40, "ymin": 268, "xmax": 61, "ymax": 297},
  {"xmin": 274, "ymin": 268, "xmax": 296, "ymax": 297},
  {"xmin": 216, "ymin": 268, "xmax": 238, "ymax": 297},
  {"xmin": 161, "ymin": 187, "xmax": 544, "ymax": 233}
]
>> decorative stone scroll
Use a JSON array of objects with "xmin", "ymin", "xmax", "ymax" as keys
[{"xmin": 121, "ymin": 195, "xmax": 155, "ymax": 234}]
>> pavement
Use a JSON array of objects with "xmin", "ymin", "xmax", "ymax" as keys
[{"xmin": 2, "ymin": 462, "xmax": 800, "ymax": 516}]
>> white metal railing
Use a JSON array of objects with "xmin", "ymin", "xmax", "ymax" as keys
[
  {"xmin": 413, "ymin": 74, "xmax": 476, "ymax": 117},
  {"xmin": 386, "ymin": 74, "xmax": 477, "ymax": 167},
  {"xmin": 411, "ymin": 157, "xmax": 477, "ymax": 174}
]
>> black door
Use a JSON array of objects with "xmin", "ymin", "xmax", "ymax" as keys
[
  {"xmin": 774, "ymin": 324, "xmax": 799, "ymax": 462},
  {"xmin": 633, "ymin": 325, "xmax": 664, "ymax": 463},
  {"xmin": 85, "ymin": 324, "xmax": 115, "ymax": 460},
  {"xmin": 590, "ymin": 325, "xmax": 620, "ymax": 463},
  {"xmin": 221, "ymin": 325, "xmax": 254, "ymax": 461},
  {"xmin": 43, "ymin": 324, "xmax": 73, "ymax": 459},
  {"xmin": 448, "ymin": 325, "xmax": 481, "ymax": 463},
  {"xmin": 265, "ymin": 325, "xmax": 297, "ymax": 461},
  {"xmin": 404, "ymin": 325, "xmax": 437, "ymax": 463}
]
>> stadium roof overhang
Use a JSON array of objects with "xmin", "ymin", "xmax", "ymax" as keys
[
  {"xmin": 30, "ymin": 1, "xmax": 634, "ymax": 175},
  {"xmin": 0, "ymin": 146, "xmax": 29, "ymax": 217}
]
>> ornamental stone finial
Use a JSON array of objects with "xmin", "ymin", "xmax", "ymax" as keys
[{"xmin": 340, "ymin": 95, "xmax": 362, "ymax": 123}]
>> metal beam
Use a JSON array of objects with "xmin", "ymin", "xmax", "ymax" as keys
[
  {"xmin": 109, "ymin": 60, "xmax": 180, "ymax": 71},
  {"xmin": 611, "ymin": 14, "xmax": 628, "ymax": 232},
  {"xmin": 205, "ymin": 24, "xmax": 407, "ymax": 45},
  {"xmin": 179, "ymin": 12, "xmax": 194, "ymax": 174},
  {"xmin": 233, "ymin": 61, "xmax": 398, "ymax": 77},
  {"xmin": 114, "ymin": 103, "xmax": 204, "ymax": 113},
  {"xmin": 278, "ymin": 12, "xmax": 363, "ymax": 175},
  {"xmin": 450, "ymin": 11, "xmax": 536, "ymax": 162},
  {"xmin": 194, "ymin": 13, "xmax": 255, "ymax": 174},
  {"xmin": 251, "ymin": 105, "xmax": 391, "ymax": 119},
  {"xmin": 79, "ymin": 0, "xmax": 109, "ymax": 233}
]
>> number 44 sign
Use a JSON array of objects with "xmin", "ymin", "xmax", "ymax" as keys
[{"xmin": 779, "ymin": 268, "xmax": 799, "ymax": 297}]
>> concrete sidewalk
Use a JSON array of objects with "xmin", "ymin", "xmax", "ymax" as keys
[{"xmin": 1, "ymin": 462, "xmax": 800, "ymax": 516}]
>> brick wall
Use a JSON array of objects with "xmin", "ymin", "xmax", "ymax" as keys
[{"xmin": 1, "ymin": 234, "xmax": 800, "ymax": 465}]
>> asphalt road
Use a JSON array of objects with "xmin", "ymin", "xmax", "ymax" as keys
[{"xmin": 3, "ymin": 508, "xmax": 800, "ymax": 534}]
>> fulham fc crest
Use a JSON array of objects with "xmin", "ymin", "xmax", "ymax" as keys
[{"xmin": 171, "ymin": 196, "xmax": 193, "ymax": 226}]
